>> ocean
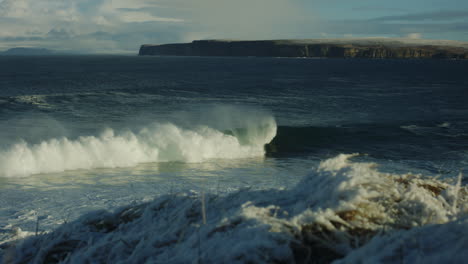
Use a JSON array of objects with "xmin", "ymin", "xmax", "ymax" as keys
[{"xmin": 0, "ymin": 55, "xmax": 467, "ymax": 262}]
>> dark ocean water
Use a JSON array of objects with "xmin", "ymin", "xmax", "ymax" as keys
[{"xmin": 0, "ymin": 55, "xmax": 467, "ymax": 235}]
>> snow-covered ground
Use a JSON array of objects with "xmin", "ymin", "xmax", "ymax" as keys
[{"xmin": 1, "ymin": 154, "xmax": 467, "ymax": 263}]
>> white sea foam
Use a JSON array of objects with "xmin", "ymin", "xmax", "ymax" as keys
[
  {"xmin": 3, "ymin": 155, "xmax": 466, "ymax": 263},
  {"xmin": 14, "ymin": 95, "xmax": 53, "ymax": 109},
  {"xmin": 400, "ymin": 124, "xmax": 432, "ymax": 136},
  {"xmin": 437, "ymin": 122, "xmax": 451, "ymax": 128},
  {"xmin": 0, "ymin": 110, "xmax": 277, "ymax": 178}
]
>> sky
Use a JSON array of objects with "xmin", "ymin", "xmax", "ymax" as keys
[{"xmin": 0, "ymin": 0, "xmax": 467, "ymax": 53}]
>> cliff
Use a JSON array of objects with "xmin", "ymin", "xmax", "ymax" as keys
[{"xmin": 139, "ymin": 39, "xmax": 468, "ymax": 59}]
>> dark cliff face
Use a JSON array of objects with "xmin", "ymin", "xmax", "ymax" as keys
[{"xmin": 139, "ymin": 40, "xmax": 468, "ymax": 59}]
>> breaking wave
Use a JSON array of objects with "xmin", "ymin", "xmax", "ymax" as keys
[{"xmin": 0, "ymin": 108, "xmax": 277, "ymax": 178}]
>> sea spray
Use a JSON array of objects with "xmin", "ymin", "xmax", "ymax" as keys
[{"xmin": 0, "ymin": 111, "xmax": 277, "ymax": 178}]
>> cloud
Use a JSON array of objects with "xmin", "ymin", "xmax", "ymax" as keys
[
  {"xmin": 313, "ymin": 9, "xmax": 468, "ymax": 40},
  {"xmin": 370, "ymin": 10, "xmax": 468, "ymax": 22},
  {"xmin": 405, "ymin": 33, "xmax": 423, "ymax": 39},
  {"xmin": 0, "ymin": 0, "xmax": 187, "ymax": 52},
  {"xmin": 0, "ymin": 0, "xmax": 312, "ymax": 52},
  {"xmin": 157, "ymin": 0, "xmax": 311, "ymax": 40},
  {"xmin": 1, "ymin": 1, "xmax": 467, "ymax": 53},
  {"xmin": 47, "ymin": 28, "xmax": 75, "ymax": 39},
  {"xmin": 320, "ymin": 20, "xmax": 468, "ymax": 36},
  {"xmin": 352, "ymin": 6, "xmax": 409, "ymax": 12},
  {"xmin": 118, "ymin": 12, "xmax": 184, "ymax": 23}
]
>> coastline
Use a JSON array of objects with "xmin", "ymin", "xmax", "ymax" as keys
[{"xmin": 139, "ymin": 39, "xmax": 468, "ymax": 59}]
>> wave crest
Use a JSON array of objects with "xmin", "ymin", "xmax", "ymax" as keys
[{"xmin": 0, "ymin": 113, "xmax": 277, "ymax": 178}]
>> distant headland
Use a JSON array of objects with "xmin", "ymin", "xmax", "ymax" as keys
[
  {"xmin": 0, "ymin": 47, "xmax": 55, "ymax": 56},
  {"xmin": 139, "ymin": 39, "xmax": 468, "ymax": 59}
]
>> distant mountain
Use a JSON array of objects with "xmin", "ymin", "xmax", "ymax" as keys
[{"xmin": 0, "ymin": 47, "xmax": 54, "ymax": 56}]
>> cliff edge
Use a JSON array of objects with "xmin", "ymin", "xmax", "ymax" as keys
[{"xmin": 139, "ymin": 39, "xmax": 468, "ymax": 59}]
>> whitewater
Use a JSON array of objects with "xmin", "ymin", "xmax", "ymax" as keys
[
  {"xmin": 0, "ymin": 56, "xmax": 467, "ymax": 263},
  {"xmin": 0, "ymin": 110, "xmax": 276, "ymax": 178}
]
